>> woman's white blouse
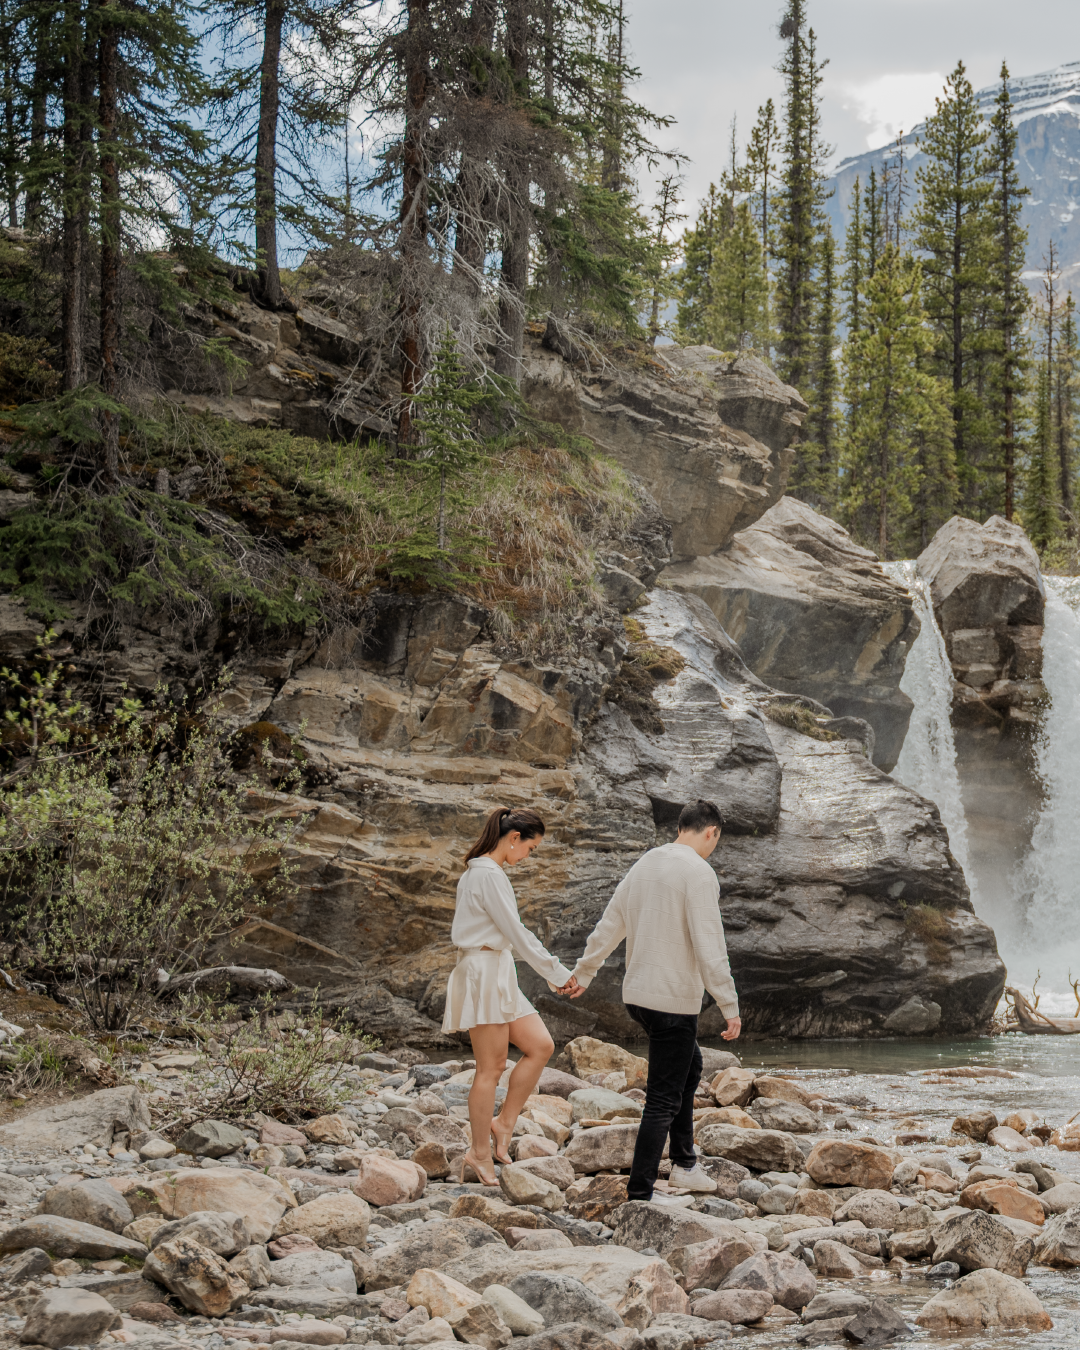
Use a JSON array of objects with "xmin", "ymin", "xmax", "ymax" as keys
[{"xmin": 451, "ymin": 856, "xmax": 573, "ymax": 989}]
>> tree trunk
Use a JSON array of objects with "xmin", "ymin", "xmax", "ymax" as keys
[
  {"xmin": 24, "ymin": 8, "xmax": 53, "ymax": 230},
  {"xmin": 0, "ymin": 0, "xmax": 17, "ymax": 227},
  {"xmin": 98, "ymin": 0, "xmax": 120, "ymax": 490},
  {"xmin": 60, "ymin": 4, "xmax": 89, "ymax": 391},
  {"xmin": 494, "ymin": 0, "xmax": 529, "ymax": 384},
  {"xmin": 396, "ymin": 0, "xmax": 431, "ymax": 443},
  {"xmin": 254, "ymin": 0, "xmax": 284, "ymax": 309},
  {"xmin": 451, "ymin": 0, "xmax": 496, "ymax": 297}
]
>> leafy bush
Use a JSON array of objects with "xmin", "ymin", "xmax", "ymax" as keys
[
  {"xmin": 0, "ymin": 334, "xmax": 60, "ymax": 404},
  {"xmin": 0, "ymin": 649, "xmax": 301, "ymax": 1030}
]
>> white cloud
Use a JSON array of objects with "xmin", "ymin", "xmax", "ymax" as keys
[{"xmin": 840, "ymin": 71, "xmax": 947, "ymax": 149}]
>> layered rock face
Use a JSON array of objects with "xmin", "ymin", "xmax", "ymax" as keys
[
  {"xmin": 523, "ymin": 343, "xmax": 807, "ymax": 560},
  {"xmin": 916, "ymin": 516, "xmax": 1047, "ymax": 921},
  {"xmin": 661, "ymin": 497, "xmax": 920, "ymax": 771}
]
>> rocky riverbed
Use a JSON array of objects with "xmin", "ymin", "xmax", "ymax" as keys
[{"xmin": 1, "ymin": 1037, "xmax": 1080, "ymax": 1350}]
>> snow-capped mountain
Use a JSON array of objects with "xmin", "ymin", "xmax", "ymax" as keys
[{"xmin": 825, "ymin": 61, "xmax": 1080, "ymax": 286}]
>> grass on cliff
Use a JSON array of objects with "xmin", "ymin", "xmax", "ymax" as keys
[
  {"xmin": 1, "ymin": 395, "xmax": 637, "ymax": 654},
  {"xmin": 765, "ymin": 699, "xmax": 841, "ymax": 741},
  {"xmin": 902, "ymin": 902, "xmax": 954, "ymax": 964}
]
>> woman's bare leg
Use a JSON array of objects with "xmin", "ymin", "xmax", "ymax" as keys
[
  {"xmin": 491, "ymin": 1013, "xmax": 555, "ymax": 1162},
  {"xmin": 466, "ymin": 1022, "xmax": 511, "ymax": 1183}
]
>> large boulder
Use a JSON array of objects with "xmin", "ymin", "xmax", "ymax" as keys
[
  {"xmin": 609, "ymin": 1204, "xmax": 747, "ymax": 1259},
  {"xmin": 18, "ymin": 1288, "xmax": 118, "ymax": 1348},
  {"xmin": 915, "ymin": 1268, "xmax": 1052, "ymax": 1332},
  {"xmin": 143, "ymin": 1233, "xmax": 249, "ymax": 1315},
  {"xmin": 696, "ymin": 1125, "xmax": 804, "ymax": 1174},
  {"xmin": 931, "ymin": 1210, "xmax": 1034, "ymax": 1277},
  {"xmin": 0, "ymin": 1216, "xmax": 147, "ymax": 1261},
  {"xmin": 805, "ymin": 1140, "xmax": 894, "ymax": 1191},
  {"xmin": 38, "ymin": 1180, "xmax": 133, "ymax": 1235},
  {"xmin": 366, "ymin": 1218, "xmax": 507, "ymax": 1291},
  {"xmin": 0, "ymin": 1086, "xmax": 149, "ymax": 1153},
  {"xmin": 663, "ymin": 496, "xmax": 919, "ymax": 769},
  {"xmin": 274, "ymin": 1191, "xmax": 371, "ymax": 1247},
  {"xmin": 1034, "ymin": 1205, "xmax": 1080, "ymax": 1266},
  {"xmin": 718, "ymin": 1251, "xmax": 816, "ymax": 1311},
  {"xmin": 507, "ymin": 1274, "xmax": 622, "ymax": 1333},
  {"xmin": 919, "ymin": 514, "xmax": 1044, "ymax": 636},
  {"xmin": 140, "ymin": 1168, "xmax": 295, "ymax": 1245},
  {"xmin": 523, "ymin": 343, "xmax": 807, "ymax": 560}
]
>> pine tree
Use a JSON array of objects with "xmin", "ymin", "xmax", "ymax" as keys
[
  {"xmin": 645, "ymin": 172, "xmax": 685, "ymax": 343},
  {"xmin": 913, "ymin": 61, "xmax": 997, "ymax": 517},
  {"xmin": 773, "ymin": 0, "xmax": 830, "ymax": 393},
  {"xmin": 1026, "ymin": 363, "xmax": 1060, "ymax": 551},
  {"xmin": 745, "ymin": 97, "xmax": 780, "ymax": 257},
  {"xmin": 839, "ymin": 245, "xmax": 953, "ymax": 557},
  {"xmin": 986, "ymin": 62, "xmax": 1030, "ymax": 522},
  {"xmin": 707, "ymin": 201, "xmax": 770, "ymax": 351},
  {"xmin": 1054, "ymin": 288, "xmax": 1077, "ymax": 532},
  {"xmin": 796, "ymin": 221, "xmax": 838, "ymax": 507},
  {"xmin": 676, "ymin": 184, "xmax": 724, "ymax": 343},
  {"xmin": 843, "ymin": 176, "xmax": 864, "ymax": 337}
]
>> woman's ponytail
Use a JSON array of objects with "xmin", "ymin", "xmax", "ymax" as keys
[{"xmin": 465, "ymin": 806, "xmax": 546, "ymax": 863}]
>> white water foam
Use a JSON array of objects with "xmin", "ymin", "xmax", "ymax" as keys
[{"xmin": 883, "ymin": 560, "xmax": 974, "ymax": 894}]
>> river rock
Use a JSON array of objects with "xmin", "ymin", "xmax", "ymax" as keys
[
  {"xmin": 306, "ymin": 1114, "xmax": 354, "ymax": 1146},
  {"xmin": 834, "ymin": 1192, "xmax": 900, "ymax": 1228},
  {"xmin": 230, "ymin": 1244, "xmax": 272, "ymax": 1289},
  {"xmin": 718, "ymin": 1250, "xmax": 816, "ymax": 1311},
  {"xmin": 1033, "ymin": 1205, "xmax": 1080, "ymax": 1265},
  {"xmin": 0, "ymin": 1086, "xmax": 150, "ymax": 1153},
  {"xmin": 416, "ymin": 1116, "xmax": 469, "ymax": 1149},
  {"xmin": 355, "ymin": 1155, "xmax": 425, "ymax": 1207},
  {"xmin": 667, "ymin": 1234, "xmax": 766, "ymax": 1290},
  {"xmin": 790, "ymin": 1190, "xmax": 835, "ymax": 1220},
  {"xmin": 408, "ymin": 1268, "xmax": 483, "ymax": 1319},
  {"xmin": 510, "ymin": 1230, "xmax": 573, "ymax": 1252},
  {"xmin": 746, "ymin": 1099, "xmax": 818, "ymax": 1133},
  {"xmin": 537, "ymin": 1070, "xmax": 592, "ymax": 1099},
  {"xmin": 369, "ymin": 1217, "xmax": 507, "ymax": 1290},
  {"xmin": 951, "ymin": 1110, "xmax": 998, "ymax": 1142},
  {"xmin": 959, "ymin": 1180, "xmax": 1044, "ymax": 1225},
  {"xmin": 566, "ymin": 1176, "xmax": 630, "ymax": 1223},
  {"xmin": 689, "ymin": 1289, "xmax": 771, "ymax": 1325},
  {"xmin": 267, "ymin": 1322, "xmax": 347, "ymax": 1345},
  {"xmin": 1036, "ymin": 1182, "xmax": 1080, "ymax": 1215},
  {"xmin": 141, "ymin": 1168, "xmax": 294, "ymax": 1244},
  {"xmin": 0, "ymin": 1216, "xmax": 147, "ymax": 1261},
  {"xmin": 697, "ymin": 1126, "xmax": 803, "ymax": 1174},
  {"xmin": 18, "ymin": 1288, "xmax": 118, "ymax": 1348},
  {"xmin": 842, "ymin": 1298, "xmax": 913, "ymax": 1344},
  {"xmin": 810, "ymin": 1240, "xmax": 864, "ymax": 1279},
  {"xmin": 152, "ymin": 1211, "xmax": 250, "ymax": 1256},
  {"xmin": 515, "ymin": 1157, "xmax": 577, "ymax": 1191},
  {"xmin": 568, "ymin": 1089, "xmax": 644, "ymax": 1123},
  {"xmin": 986, "ymin": 1125, "xmax": 1033, "ymax": 1152},
  {"xmin": 805, "ymin": 1140, "xmax": 894, "ymax": 1191},
  {"xmin": 514, "ymin": 1325, "xmax": 629, "ymax": 1350},
  {"xmin": 516, "ymin": 1137, "xmax": 559, "ymax": 1162},
  {"xmin": 611, "ymin": 1204, "xmax": 748, "ymax": 1259},
  {"xmin": 931, "ymin": 1210, "xmax": 1033, "ymax": 1276},
  {"xmin": 176, "ymin": 1120, "xmax": 246, "ymax": 1159},
  {"xmin": 508, "ymin": 1273, "xmax": 622, "ymax": 1333},
  {"xmin": 483, "ymin": 1285, "xmax": 545, "ymax": 1336},
  {"xmin": 143, "ymin": 1233, "xmax": 249, "ymax": 1315},
  {"xmin": 500, "ymin": 1165, "xmax": 566, "ymax": 1212},
  {"xmin": 450, "ymin": 1195, "xmax": 545, "ymax": 1237},
  {"xmin": 274, "ymin": 1191, "xmax": 371, "ymax": 1246},
  {"xmin": 801, "ymin": 1291, "xmax": 871, "ymax": 1323},
  {"xmin": 561, "ymin": 1040, "xmax": 649, "ymax": 1092},
  {"xmin": 749, "ymin": 1077, "xmax": 815, "ymax": 1107},
  {"xmin": 915, "ymin": 1267, "xmax": 1052, "ymax": 1332},
  {"xmin": 562, "ymin": 1125, "xmax": 640, "ymax": 1173},
  {"xmin": 710, "ymin": 1070, "xmax": 755, "ymax": 1108},
  {"xmin": 269, "ymin": 1250, "xmax": 356, "ymax": 1293},
  {"xmin": 39, "ymin": 1179, "xmax": 134, "ymax": 1235},
  {"xmin": 614, "ymin": 1260, "xmax": 689, "ymax": 1329},
  {"xmin": 662, "ymin": 496, "xmax": 918, "ymax": 769},
  {"xmin": 887, "ymin": 1230, "xmax": 936, "ymax": 1261},
  {"xmin": 440, "ymin": 1245, "xmax": 656, "ymax": 1309}
]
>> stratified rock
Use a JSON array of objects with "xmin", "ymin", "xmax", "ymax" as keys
[
  {"xmin": 0, "ymin": 1086, "xmax": 150, "ymax": 1153},
  {"xmin": 718, "ymin": 1250, "xmax": 817, "ymax": 1311},
  {"xmin": 507, "ymin": 1273, "xmax": 622, "ymax": 1333},
  {"xmin": 143, "ymin": 1233, "xmax": 249, "ymax": 1315},
  {"xmin": 0, "ymin": 1216, "xmax": 147, "ymax": 1261},
  {"xmin": 697, "ymin": 1125, "xmax": 804, "ymax": 1174},
  {"xmin": 38, "ymin": 1179, "xmax": 133, "ymax": 1235},
  {"xmin": 610, "ymin": 1204, "xmax": 747, "ymax": 1259},
  {"xmin": 931, "ymin": 1210, "xmax": 1033, "ymax": 1277},
  {"xmin": 176, "ymin": 1120, "xmax": 246, "ymax": 1159},
  {"xmin": 273, "ymin": 1191, "xmax": 371, "ymax": 1246},
  {"xmin": 915, "ymin": 1268, "xmax": 1052, "ymax": 1332},
  {"xmin": 663, "ymin": 496, "xmax": 918, "ymax": 768},
  {"xmin": 18, "ymin": 1288, "xmax": 117, "ymax": 1348},
  {"xmin": 805, "ymin": 1141, "xmax": 894, "ymax": 1191}
]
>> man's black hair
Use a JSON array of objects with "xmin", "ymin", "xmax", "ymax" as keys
[{"xmin": 677, "ymin": 799, "xmax": 724, "ymax": 834}]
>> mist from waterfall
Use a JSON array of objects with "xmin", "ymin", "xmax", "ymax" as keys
[{"xmin": 883, "ymin": 560, "xmax": 974, "ymax": 894}]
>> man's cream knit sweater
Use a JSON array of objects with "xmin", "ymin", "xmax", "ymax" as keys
[{"xmin": 571, "ymin": 841, "xmax": 739, "ymax": 1017}]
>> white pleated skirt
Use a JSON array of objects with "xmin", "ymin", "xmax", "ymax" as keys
[{"xmin": 442, "ymin": 948, "xmax": 536, "ymax": 1032}]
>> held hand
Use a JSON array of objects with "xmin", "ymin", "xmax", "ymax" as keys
[
  {"xmin": 557, "ymin": 976, "xmax": 585, "ymax": 998},
  {"xmin": 721, "ymin": 1015, "xmax": 742, "ymax": 1041}
]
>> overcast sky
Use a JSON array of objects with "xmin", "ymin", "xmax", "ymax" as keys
[{"xmin": 629, "ymin": 0, "xmax": 1077, "ymax": 212}]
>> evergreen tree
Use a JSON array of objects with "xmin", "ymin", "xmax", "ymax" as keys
[
  {"xmin": 913, "ymin": 61, "xmax": 996, "ymax": 516},
  {"xmin": 676, "ymin": 183, "xmax": 724, "ymax": 343},
  {"xmin": 745, "ymin": 97, "xmax": 780, "ymax": 257},
  {"xmin": 1057, "ymin": 292, "xmax": 1078, "ymax": 533},
  {"xmin": 1026, "ymin": 363, "xmax": 1060, "ymax": 551},
  {"xmin": 843, "ymin": 175, "xmax": 863, "ymax": 337},
  {"xmin": 796, "ymin": 221, "xmax": 838, "ymax": 507},
  {"xmin": 707, "ymin": 200, "xmax": 770, "ymax": 351},
  {"xmin": 986, "ymin": 61, "xmax": 1030, "ymax": 522},
  {"xmin": 839, "ymin": 245, "xmax": 953, "ymax": 557},
  {"xmin": 645, "ymin": 171, "xmax": 685, "ymax": 343},
  {"xmin": 773, "ymin": 0, "xmax": 830, "ymax": 393}
]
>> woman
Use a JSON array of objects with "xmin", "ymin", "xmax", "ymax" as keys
[{"xmin": 443, "ymin": 806, "xmax": 578, "ymax": 1185}]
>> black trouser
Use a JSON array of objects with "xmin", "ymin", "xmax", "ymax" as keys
[{"xmin": 625, "ymin": 1004, "xmax": 702, "ymax": 1200}]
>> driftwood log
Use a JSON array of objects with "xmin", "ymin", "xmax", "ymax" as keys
[
  {"xmin": 1005, "ymin": 986, "xmax": 1080, "ymax": 1034},
  {"xmin": 157, "ymin": 966, "xmax": 292, "ymax": 997}
]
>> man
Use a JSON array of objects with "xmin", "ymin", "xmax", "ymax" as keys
[{"xmin": 567, "ymin": 799, "xmax": 740, "ymax": 1207}]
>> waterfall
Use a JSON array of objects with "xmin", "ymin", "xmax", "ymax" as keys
[
  {"xmin": 1011, "ymin": 579, "xmax": 1080, "ymax": 998},
  {"xmin": 882, "ymin": 561, "xmax": 974, "ymax": 893}
]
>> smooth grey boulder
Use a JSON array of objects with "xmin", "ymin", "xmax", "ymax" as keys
[
  {"xmin": 268, "ymin": 1250, "xmax": 356, "ymax": 1294},
  {"xmin": 19, "ymin": 1288, "xmax": 117, "ymax": 1347},
  {"xmin": 801, "ymin": 1291, "xmax": 871, "ymax": 1323},
  {"xmin": 507, "ymin": 1273, "xmax": 622, "ymax": 1332},
  {"xmin": 177, "ymin": 1119, "xmax": 246, "ymax": 1159},
  {"xmin": 0, "ymin": 1085, "xmax": 149, "ymax": 1153},
  {"xmin": 0, "ymin": 1216, "xmax": 147, "ymax": 1261},
  {"xmin": 718, "ymin": 1250, "xmax": 817, "ymax": 1311},
  {"xmin": 38, "ymin": 1179, "xmax": 134, "ymax": 1235},
  {"xmin": 747, "ymin": 1099, "xmax": 819, "ymax": 1134},
  {"xmin": 696, "ymin": 1126, "xmax": 805, "ymax": 1175}
]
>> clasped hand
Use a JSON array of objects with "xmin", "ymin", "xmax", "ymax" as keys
[{"xmin": 556, "ymin": 975, "xmax": 585, "ymax": 998}]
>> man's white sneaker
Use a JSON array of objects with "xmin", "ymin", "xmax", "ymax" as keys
[
  {"xmin": 645, "ymin": 1191, "xmax": 695, "ymax": 1207},
  {"xmin": 667, "ymin": 1164, "xmax": 719, "ymax": 1193}
]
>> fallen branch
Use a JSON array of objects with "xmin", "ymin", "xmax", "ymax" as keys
[{"xmin": 157, "ymin": 966, "xmax": 292, "ymax": 997}]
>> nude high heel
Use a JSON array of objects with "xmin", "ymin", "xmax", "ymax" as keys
[
  {"xmin": 461, "ymin": 1149, "xmax": 498, "ymax": 1187},
  {"xmin": 491, "ymin": 1118, "xmax": 513, "ymax": 1165}
]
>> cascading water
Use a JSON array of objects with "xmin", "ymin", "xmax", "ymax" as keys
[
  {"xmin": 1009, "ymin": 577, "xmax": 1080, "ymax": 1003},
  {"xmin": 882, "ymin": 560, "xmax": 974, "ymax": 892}
]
